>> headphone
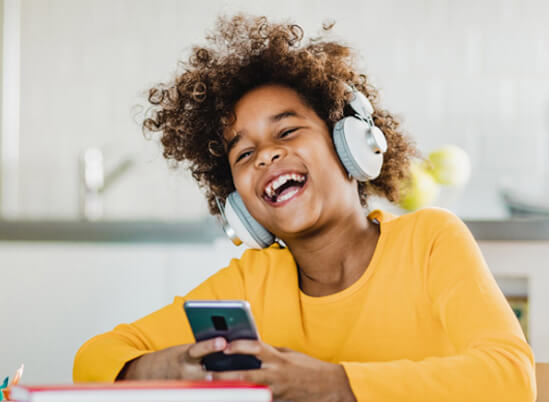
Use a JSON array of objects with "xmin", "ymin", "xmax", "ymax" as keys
[{"xmin": 215, "ymin": 83, "xmax": 388, "ymax": 249}]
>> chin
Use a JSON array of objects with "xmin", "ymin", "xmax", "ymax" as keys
[{"xmin": 271, "ymin": 210, "xmax": 322, "ymax": 239}]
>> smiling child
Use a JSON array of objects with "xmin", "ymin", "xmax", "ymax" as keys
[{"xmin": 73, "ymin": 14, "xmax": 536, "ymax": 402}]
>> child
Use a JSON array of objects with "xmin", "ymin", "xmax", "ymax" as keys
[{"xmin": 73, "ymin": 14, "xmax": 536, "ymax": 402}]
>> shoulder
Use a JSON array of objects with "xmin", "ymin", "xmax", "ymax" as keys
[
  {"xmin": 378, "ymin": 207, "xmax": 469, "ymax": 243},
  {"xmin": 409, "ymin": 207, "xmax": 463, "ymax": 227},
  {"xmin": 230, "ymin": 243, "xmax": 296, "ymax": 285},
  {"xmin": 394, "ymin": 207, "xmax": 463, "ymax": 229},
  {"xmin": 184, "ymin": 244, "xmax": 294, "ymax": 301},
  {"xmin": 404, "ymin": 208, "xmax": 475, "ymax": 252},
  {"xmin": 236, "ymin": 243, "xmax": 293, "ymax": 270}
]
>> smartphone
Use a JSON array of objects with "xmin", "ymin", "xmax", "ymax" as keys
[{"xmin": 183, "ymin": 300, "xmax": 262, "ymax": 372}]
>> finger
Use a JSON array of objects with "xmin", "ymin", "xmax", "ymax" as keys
[
  {"xmin": 274, "ymin": 346, "xmax": 292, "ymax": 353},
  {"xmin": 224, "ymin": 339, "xmax": 262, "ymax": 355},
  {"xmin": 224, "ymin": 340, "xmax": 282, "ymax": 366},
  {"xmin": 212, "ymin": 369, "xmax": 269, "ymax": 385},
  {"xmin": 186, "ymin": 337, "xmax": 226, "ymax": 361}
]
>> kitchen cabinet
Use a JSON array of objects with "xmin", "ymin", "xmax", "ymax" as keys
[{"xmin": 0, "ymin": 229, "xmax": 547, "ymax": 384}]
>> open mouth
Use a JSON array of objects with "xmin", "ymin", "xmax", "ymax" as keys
[{"xmin": 262, "ymin": 172, "xmax": 307, "ymax": 205}]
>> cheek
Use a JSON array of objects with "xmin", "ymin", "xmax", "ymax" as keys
[
  {"xmin": 307, "ymin": 138, "xmax": 347, "ymax": 180},
  {"xmin": 232, "ymin": 173, "xmax": 249, "ymax": 197},
  {"xmin": 232, "ymin": 166, "xmax": 259, "ymax": 205}
]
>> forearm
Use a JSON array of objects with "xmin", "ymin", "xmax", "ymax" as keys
[
  {"xmin": 73, "ymin": 328, "xmax": 153, "ymax": 383},
  {"xmin": 115, "ymin": 349, "xmax": 171, "ymax": 381},
  {"xmin": 333, "ymin": 364, "xmax": 357, "ymax": 402},
  {"xmin": 341, "ymin": 345, "xmax": 535, "ymax": 402},
  {"xmin": 115, "ymin": 355, "xmax": 143, "ymax": 381}
]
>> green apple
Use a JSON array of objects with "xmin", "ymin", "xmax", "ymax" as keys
[
  {"xmin": 398, "ymin": 160, "xmax": 440, "ymax": 211},
  {"xmin": 427, "ymin": 145, "xmax": 471, "ymax": 186}
]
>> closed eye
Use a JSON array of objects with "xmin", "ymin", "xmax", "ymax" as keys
[
  {"xmin": 235, "ymin": 150, "xmax": 253, "ymax": 163},
  {"xmin": 279, "ymin": 127, "xmax": 299, "ymax": 138}
]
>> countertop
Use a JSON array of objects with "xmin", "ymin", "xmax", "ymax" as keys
[
  {"xmin": 3, "ymin": 178, "xmax": 549, "ymax": 242},
  {"xmin": 1, "ymin": 216, "xmax": 549, "ymax": 242}
]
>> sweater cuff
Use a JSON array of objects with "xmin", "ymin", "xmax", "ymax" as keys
[
  {"xmin": 73, "ymin": 337, "xmax": 152, "ymax": 383},
  {"xmin": 341, "ymin": 362, "xmax": 366, "ymax": 401}
]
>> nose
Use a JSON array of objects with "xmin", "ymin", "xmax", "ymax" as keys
[{"xmin": 254, "ymin": 145, "xmax": 287, "ymax": 168}]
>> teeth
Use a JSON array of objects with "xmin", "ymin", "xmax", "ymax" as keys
[
  {"xmin": 264, "ymin": 173, "xmax": 305, "ymax": 199},
  {"xmin": 277, "ymin": 188, "xmax": 299, "ymax": 202}
]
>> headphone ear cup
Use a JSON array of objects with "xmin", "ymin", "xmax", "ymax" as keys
[
  {"xmin": 333, "ymin": 117, "xmax": 384, "ymax": 181},
  {"xmin": 225, "ymin": 192, "xmax": 275, "ymax": 249}
]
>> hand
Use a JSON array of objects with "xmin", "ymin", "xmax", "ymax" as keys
[
  {"xmin": 117, "ymin": 337, "xmax": 227, "ymax": 380},
  {"xmin": 212, "ymin": 340, "xmax": 357, "ymax": 402}
]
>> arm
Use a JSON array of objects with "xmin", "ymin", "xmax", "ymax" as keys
[
  {"xmin": 340, "ymin": 210, "xmax": 536, "ymax": 402},
  {"xmin": 73, "ymin": 263, "xmax": 246, "ymax": 383},
  {"xmin": 210, "ymin": 340, "xmax": 357, "ymax": 402}
]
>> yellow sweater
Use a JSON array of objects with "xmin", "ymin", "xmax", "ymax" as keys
[{"xmin": 73, "ymin": 208, "xmax": 536, "ymax": 401}]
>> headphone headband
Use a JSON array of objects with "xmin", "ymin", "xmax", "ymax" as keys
[{"xmin": 343, "ymin": 83, "xmax": 375, "ymax": 117}]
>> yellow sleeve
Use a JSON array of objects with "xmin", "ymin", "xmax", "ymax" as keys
[
  {"xmin": 73, "ymin": 260, "xmax": 246, "ymax": 383},
  {"xmin": 341, "ymin": 209, "xmax": 536, "ymax": 402}
]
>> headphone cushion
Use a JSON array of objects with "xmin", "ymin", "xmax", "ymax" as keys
[
  {"xmin": 334, "ymin": 118, "xmax": 370, "ymax": 181},
  {"xmin": 227, "ymin": 192, "xmax": 275, "ymax": 249},
  {"xmin": 333, "ymin": 117, "xmax": 384, "ymax": 181}
]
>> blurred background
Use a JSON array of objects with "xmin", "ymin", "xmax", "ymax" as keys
[
  {"xmin": 2, "ymin": 0, "xmax": 549, "ymax": 221},
  {"xmin": 1, "ymin": 0, "xmax": 548, "ymax": 385}
]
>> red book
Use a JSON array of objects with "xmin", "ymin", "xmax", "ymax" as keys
[{"xmin": 10, "ymin": 380, "xmax": 272, "ymax": 401}]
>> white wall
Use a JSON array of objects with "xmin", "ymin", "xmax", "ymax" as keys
[
  {"xmin": 3, "ymin": 0, "xmax": 548, "ymax": 220},
  {"xmin": 0, "ymin": 238, "xmax": 244, "ymax": 384},
  {"xmin": 0, "ymin": 239, "xmax": 547, "ymax": 384}
]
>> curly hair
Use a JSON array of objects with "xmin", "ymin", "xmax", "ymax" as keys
[{"xmin": 143, "ymin": 14, "xmax": 418, "ymax": 216}]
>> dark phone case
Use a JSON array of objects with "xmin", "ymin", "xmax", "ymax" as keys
[{"xmin": 202, "ymin": 351, "xmax": 261, "ymax": 372}]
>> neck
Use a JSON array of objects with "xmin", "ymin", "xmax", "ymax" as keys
[{"xmin": 283, "ymin": 206, "xmax": 380, "ymax": 297}]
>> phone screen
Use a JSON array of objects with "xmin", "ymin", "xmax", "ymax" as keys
[{"xmin": 183, "ymin": 300, "xmax": 261, "ymax": 371}]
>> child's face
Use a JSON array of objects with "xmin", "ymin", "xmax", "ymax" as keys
[{"xmin": 224, "ymin": 84, "xmax": 359, "ymax": 239}]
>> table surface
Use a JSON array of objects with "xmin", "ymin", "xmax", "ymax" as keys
[{"xmin": 537, "ymin": 363, "xmax": 549, "ymax": 402}]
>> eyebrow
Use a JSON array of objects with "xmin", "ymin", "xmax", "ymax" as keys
[
  {"xmin": 270, "ymin": 109, "xmax": 301, "ymax": 122},
  {"xmin": 226, "ymin": 109, "xmax": 302, "ymax": 154},
  {"xmin": 226, "ymin": 134, "xmax": 242, "ymax": 155}
]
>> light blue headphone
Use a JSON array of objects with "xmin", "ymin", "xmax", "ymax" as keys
[{"xmin": 216, "ymin": 83, "xmax": 388, "ymax": 249}]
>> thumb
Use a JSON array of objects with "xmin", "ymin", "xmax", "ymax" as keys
[{"xmin": 275, "ymin": 346, "xmax": 293, "ymax": 353}]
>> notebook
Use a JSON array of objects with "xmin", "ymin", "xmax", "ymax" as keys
[{"xmin": 10, "ymin": 380, "xmax": 272, "ymax": 401}]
